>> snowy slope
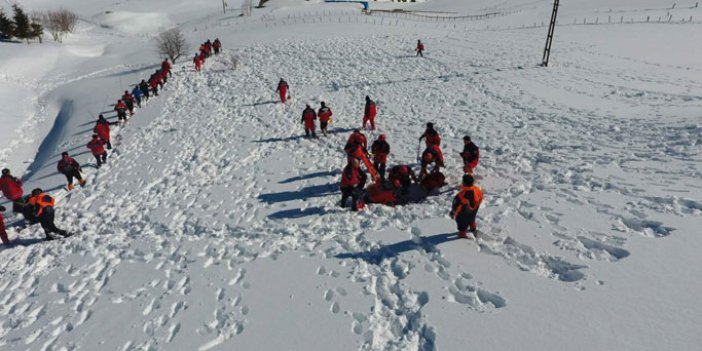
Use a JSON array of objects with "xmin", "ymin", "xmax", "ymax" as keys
[{"xmin": 1, "ymin": 0, "xmax": 702, "ymax": 350}]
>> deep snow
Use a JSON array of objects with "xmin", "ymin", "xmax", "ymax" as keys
[{"xmin": 1, "ymin": 0, "xmax": 701, "ymax": 350}]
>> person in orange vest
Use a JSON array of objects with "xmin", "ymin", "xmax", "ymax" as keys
[
  {"xmin": 28, "ymin": 188, "xmax": 71, "ymax": 240},
  {"xmin": 0, "ymin": 205, "xmax": 9, "ymax": 245},
  {"xmin": 57, "ymin": 152, "xmax": 86, "ymax": 191},
  {"xmin": 276, "ymin": 79, "xmax": 289, "ymax": 104},
  {"xmin": 340, "ymin": 158, "xmax": 367, "ymax": 211},
  {"xmin": 416, "ymin": 39, "xmax": 424, "ymax": 57},
  {"xmin": 317, "ymin": 101, "xmax": 333, "ymax": 137},
  {"xmin": 370, "ymin": 134, "xmax": 390, "ymax": 180},
  {"xmin": 194, "ymin": 53, "xmax": 203, "ymax": 72},
  {"xmin": 461, "ymin": 135, "xmax": 480, "ymax": 174},
  {"xmin": 451, "ymin": 174, "xmax": 483, "ymax": 238},
  {"xmin": 87, "ymin": 134, "xmax": 108, "ymax": 168},
  {"xmin": 363, "ymin": 96, "xmax": 377, "ymax": 130},
  {"xmin": 301, "ymin": 104, "xmax": 317, "ymax": 138}
]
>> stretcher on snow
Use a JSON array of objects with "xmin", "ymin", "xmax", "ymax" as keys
[{"xmin": 360, "ymin": 171, "xmax": 447, "ymax": 207}]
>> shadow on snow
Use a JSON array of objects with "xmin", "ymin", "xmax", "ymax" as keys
[{"xmin": 336, "ymin": 233, "xmax": 460, "ymax": 264}]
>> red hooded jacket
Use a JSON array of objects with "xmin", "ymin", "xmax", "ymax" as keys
[{"xmin": 0, "ymin": 175, "xmax": 23, "ymax": 201}]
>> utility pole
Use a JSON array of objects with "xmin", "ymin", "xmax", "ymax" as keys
[{"xmin": 542, "ymin": 0, "xmax": 560, "ymax": 67}]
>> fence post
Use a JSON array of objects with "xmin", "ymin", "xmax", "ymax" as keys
[
  {"xmin": 647, "ymin": 16, "xmax": 650, "ymax": 22},
  {"xmin": 608, "ymin": 16, "xmax": 611, "ymax": 23},
  {"xmin": 671, "ymin": 2, "xmax": 676, "ymax": 9},
  {"xmin": 620, "ymin": 16, "xmax": 624, "ymax": 23}
]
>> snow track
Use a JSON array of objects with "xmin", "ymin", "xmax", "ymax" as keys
[{"xmin": 1, "ymin": 18, "xmax": 701, "ymax": 351}]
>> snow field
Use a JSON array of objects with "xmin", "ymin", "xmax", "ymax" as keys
[{"xmin": 0, "ymin": 0, "xmax": 701, "ymax": 350}]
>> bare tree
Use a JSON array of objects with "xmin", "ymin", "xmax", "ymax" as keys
[
  {"xmin": 38, "ymin": 9, "xmax": 78, "ymax": 42},
  {"xmin": 156, "ymin": 28, "xmax": 188, "ymax": 63}
]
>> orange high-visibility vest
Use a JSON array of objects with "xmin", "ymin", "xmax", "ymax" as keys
[
  {"xmin": 28, "ymin": 193, "xmax": 55, "ymax": 217},
  {"xmin": 453, "ymin": 186, "xmax": 483, "ymax": 219}
]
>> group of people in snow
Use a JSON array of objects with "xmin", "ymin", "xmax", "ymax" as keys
[
  {"xmin": 194, "ymin": 38, "xmax": 222, "ymax": 71},
  {"xmin": 0, "ymin": 54, "xmax": 183, "ymax": 244}
]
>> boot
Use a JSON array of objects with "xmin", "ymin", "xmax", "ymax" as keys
[
  {"xmin": 67, "ymin": 183, "xmax": 74, "ymax": 191},
  {"xmin": 458, "ymin": 230, "xmax": 468, "ymax": 239},
  {"xmin": 79, "ymin": 179, "xmax": 87, "ymax": 187},
  {"xmin": 469, "ymin": 223, "xmax": 477, "ymax": 233}
]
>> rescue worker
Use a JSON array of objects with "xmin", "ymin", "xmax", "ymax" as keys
[
  {"xmin": 370, "ymin": 134, "xmax": 390, "ymax": 180},
  {"xmin": 301, "ymin": 104, "xmax": 317, "ymax": 138},
  {"xmin": 132, "ymin": 84, "xmax": 143, "ymax": 108},
  {"xmin": 419, "ymin": 122, "xmax": 441, "ymax": 147},
  {"xmin": 276, "ymin": 79, "xmax": 289, "ymax": 104},
  {"xmin": 87, "ymin": 134, "xmax": 108, "ymax": 168},
  {"xmin": 122, "ymin": 90, "xmax": 135, "ymax": 116},
  {"xmin": 344, "ymin": 129, "xmax": 368, "ymax": 160},
  {"xmin": 461, "ymin": 135, "xmax": 480, "ymax": 174},
  {"xmin": 213, "ymin": 38, "xmax": 222, "ymax": 55},
  {"xmin": 340, "ymin": 158, "xmax": 367, "ymax": 212},
  {"xmin": 194, "ymin": 53, "xmax": 203, "ymax": 72},
  {"xmin": 94, "ymin": 115, "xmax": 112, "ymax": 150},
  {"xmin": 0, "ymin": 168, "xmax": 24, "ymax": 214},
  {"xmin": 416, "ymin": 39, "xmax": 424, "ymax": 57},
  {"xmin": 363, "ymin": 96, "xmax": 377, "ymax": 130},
  {"xmin": 388, "ymin": 164, "xmax": 417, "ymax": 201},
  {"xmin": 57, "ymin": 152, "xmax": 86, "ymax": 191},
  {"xmin": 161, "ymin": 58, "xmax": 172, "ymax": 78},
  {"xmin": 28, "ymin": 188, "xmax": 71, "ymax": 240},
  {"xmin": 139, "ymin": 79, "xmax": 150, "ymax": 101},
  {"xmin": 114, "ymin": 99, "xmax": 128, "ymax": 124},
  {"xmin": 451, "ymin": 174, "xmax": 483, "ymax": 238},
  {"xmin": 318, "ymin": 101, "xmax": 333, "ymax": 137},
  {"xmin": 149, "ymin": 73, "xmax": 160, "ymax": 96},
  {"xmin": 0, "ymin": 205, "xmax": 8, "ymax": 245},
  {"xmin": 420, "ymin": 145, "xmax": 444, "ymax": 179}
]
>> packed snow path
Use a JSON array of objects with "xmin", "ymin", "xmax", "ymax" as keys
[{"xmin": 1, "ymin": 29, "xmax": 701, "ymax": 350}]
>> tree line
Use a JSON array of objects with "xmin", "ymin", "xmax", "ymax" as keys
[{"xmin": 0, "ymin": 5, "xmax": 78, "ymax": 44}]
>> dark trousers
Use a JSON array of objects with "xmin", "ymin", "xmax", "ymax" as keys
[
  {"xmin": 340, "ymin": 187, "xmax": 359, "ymax": 211},
  {"xmin": 63, "ymin": 169, "xmax": 83, "ymax": 184},
  {"xmin": 94, "ymin": 152, "xmax": 107, "ymax": 167},
  {"xmin": 320, "ymin": 121, "xmax": 328, "ymax": 136},
  {"xmin": 135, "ymin": 96, "xmax": 142, "ymax": 108},
  {"xmin": 416, "ymin": 50, "xmax": 423, "ymax": 57},
  {"xmin": 304, "ymin": 127, "xmax": 316, "ymax": 138},
  {"xmin": 373, "ymin": 161, "xmax": 386, "ymax": 180},
  {"xmin": 142, "ymin": 88, "xmax": 150, "ymax": 100},
  {"xmin": 40, "ymin": 209, "xmax": 68, "ymax": 238},
  {"xmin": 456, "ymin": 210, "xmax": 478, "ymax": 232}
]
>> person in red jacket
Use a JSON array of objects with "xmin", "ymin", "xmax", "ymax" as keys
[
  {"xmin": 213, "ymin": 38, "xmax": 222, "ymax": 55},
  {"xmin": 363, "ymin": 96, "xmax": 377, "ymax": 130},
  {"xmin": 461, "ymin": 135, "xmax": 480, "ymax": 174},
  {"xmin": 57, "ymin": 152, "xmax": 86, "ymax": 191},
  {"xmin": 87, "ymin": 134, "xmax": 108, "ymax": 168},
  {"xmin": 205, "ymin": 40, "xmax": 213, "ymax": 58},
  {"xmin": 161, "ymin": 58, "xmax": 172, "ymax": 78},
  {"xmin": 419, "ymin": 122, "xmax": 441, "ymax": 147},
  {"xmin": 371, "ymin": 134, "xmax": 390, "ymax": 180},
  {"xmin": 318, "ymin": 102, "xmax": 333, "ymax": 137},
  {"xmin": 0, "ymin": 168, "xmax": 24, "ymax": 214},
  {"xmin": 194, "ymin": 53, "xmax": 203, "ymax": 72},
  {"xmin": 416, "ymin": 39, "xmax": 424, "ymax": 57},
  {"xmin": 276, "ymin": 79, "xmax": 289, "ymax": 104},
  {"xmin": 340, "ymin": 158, "xmax": 367, "ymax": 211},
  {"xmin": 114, "ymin": 99, "xmax": 128, "ymax": 124},
  {"xmin": 122, "ymin": 91, "xmax": 135, "ymax": 116},
  {"xmin": 344, "ymin": 129, "xmax": 368, "ymax": 159},
  {"xmin": 93, "ymin": 115, "xmax": 112, "ymax": 150},
  {"xmin": 420, "ymin": 145, "xmax": 444, "ymax": 179},
  {"xmin": 0, "ymin": 205, "xmax": 9, "ymax": 245},
  {"xmin": 300, "ymin": 105, "xmax": 317, "ymax": 138},
  {"xmin": 149, "ymin": 73, "xmax": 160, "ymax": 96}
]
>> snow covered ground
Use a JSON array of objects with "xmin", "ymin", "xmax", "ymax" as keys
[{"xmin": 1, "ymin": 0, "xmax": 701, "ymax": 350}]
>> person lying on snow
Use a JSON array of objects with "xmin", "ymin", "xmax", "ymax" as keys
[
  {"xmin": 340, "ymin": 158, "xmax": 367, "ymax": 212},
  {"xmin": 451, "ymin": 174, "xmax": 483, "ymax": 239},
  {"xmin": 388, "ymin": 164, "xmax": 417, "ymax": 199}
]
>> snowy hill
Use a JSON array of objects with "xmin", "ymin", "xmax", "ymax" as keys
[{"xmin": 1, "ymin": 0, "xmax": 701, "ymax": 350}]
